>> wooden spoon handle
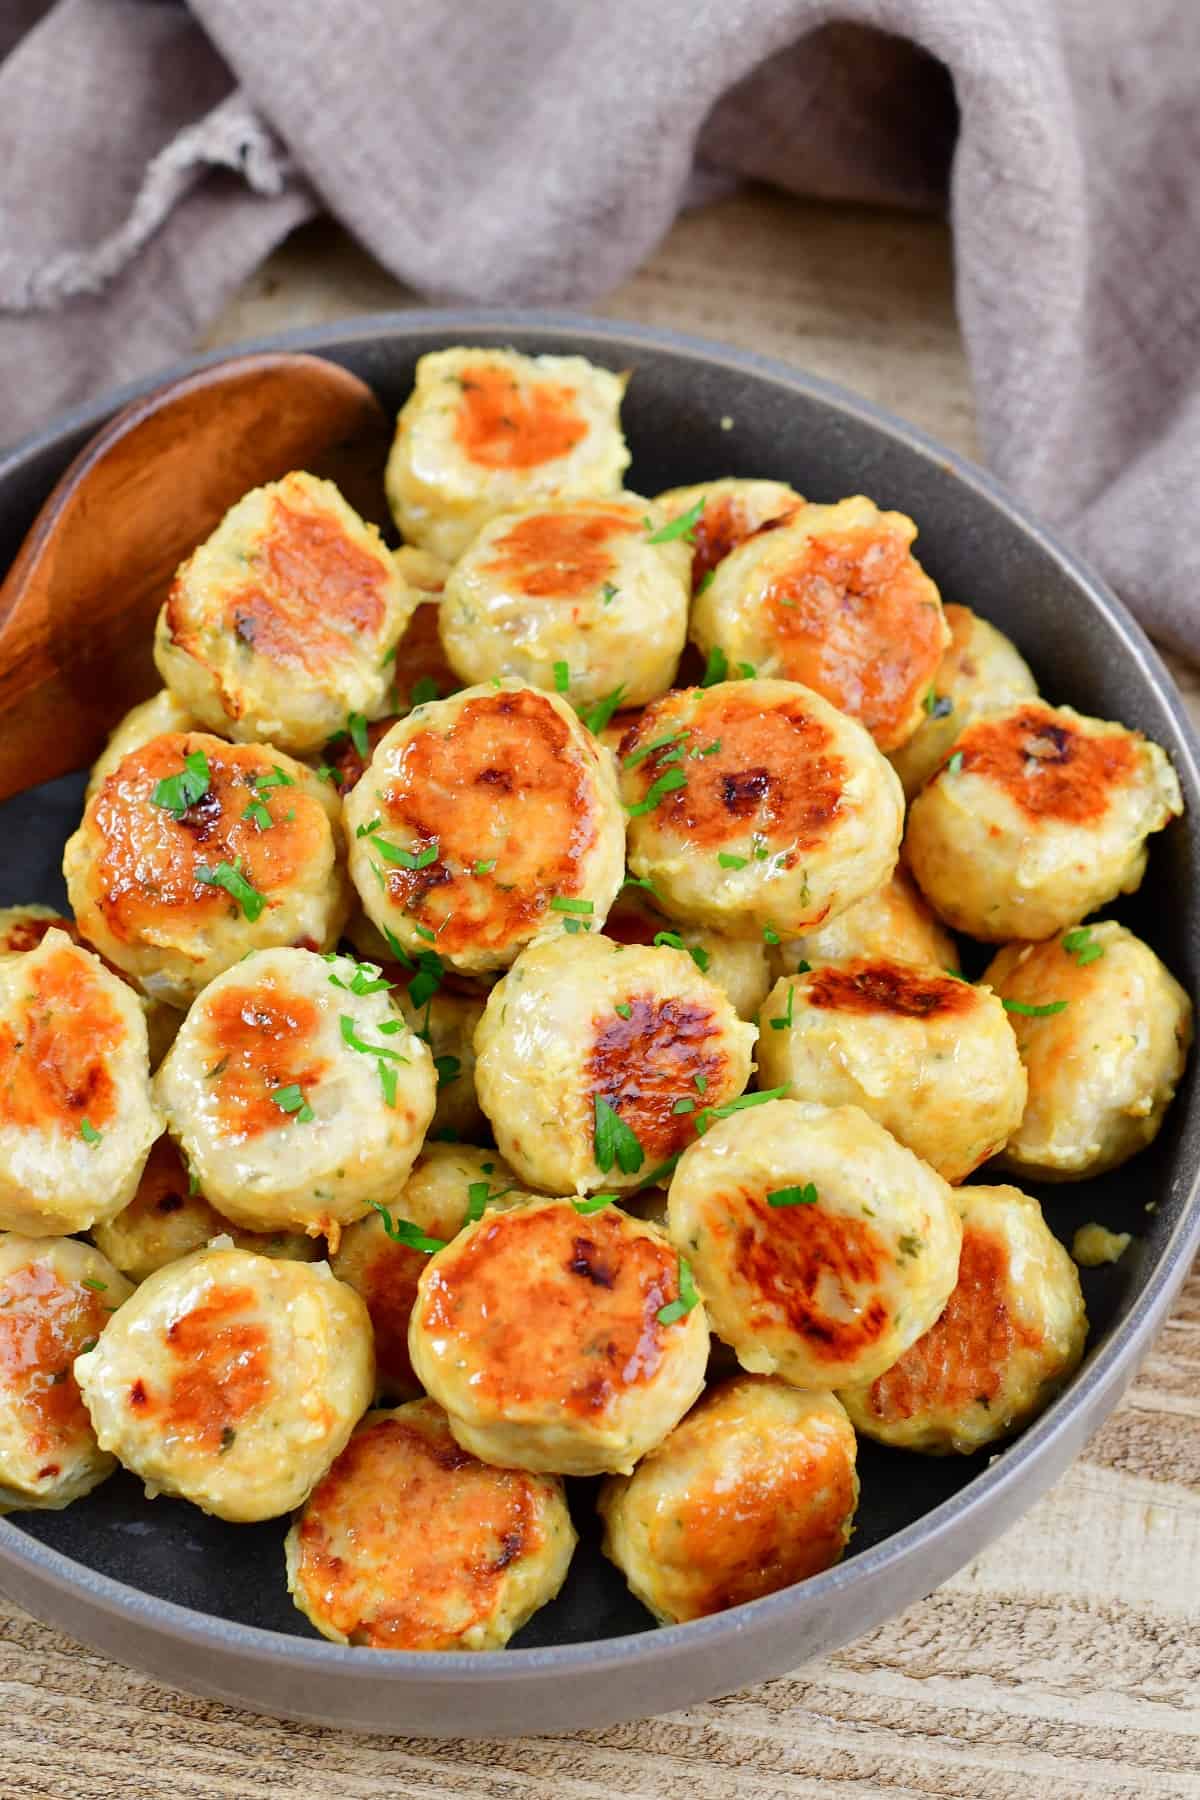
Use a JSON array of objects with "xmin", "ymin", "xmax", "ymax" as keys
[{"xmin": 0, "ymin": 352, "xmax": 392, "ymax": 804}]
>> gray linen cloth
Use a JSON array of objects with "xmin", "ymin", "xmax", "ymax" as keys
[{"xmin": 1, "ymin": 0, "xmax": 1198, "ymax": 658}]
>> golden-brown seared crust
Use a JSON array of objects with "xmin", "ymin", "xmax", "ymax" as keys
[
  {"xmin": 197, "ymin": 981, "xmax": 328, "ymax": 1141},
  {"xmin": 586, "ymin": 993, "xmax": 732, "ymax": 1165},
  {"xmin": 123, "ymin": 1280, "xmax": 271, "ymax": 1455},
  {"xmin": 417, "ymin": 1203, "xmax": 680, "ymax": 1420},
  {"xmin": 287, "ymin": 1399, "xmax": 574, "ymax": 1650},
  {"xmin": 952, "ymin": 703, "xmax": 1139, "ymax": 823},
  {"xmin": 0, "ymin": 1256, "xmax": 113, "ymax": 1475},
  {"xmin": 731, "ymin": 1190, "xmax": 893, "ymax": 1366},
  {"xmin": 165, "ymin": 494, "xmax": 390, "ymax": 691},
  {"xmin": 0, "ymin": 906, "xmax": 67, "ymax": 956},
  {"xmin": 804, "ymin": 959, "xmax": 976, "ymax": 1020},
  {"xmin": 689, "ymin": 494, "xmax": 800, "ymax": 590},
  {"xmin": 365, "ymin": 687, "xmax": 601, "ymax": 959},
  {"xmin": 620, "ymin": 687, "xmax": 845, "ymax": 856},
  {"xmin": 76, "ymin": 733, "xmax": 331, "ymax": 949},
  {"xmin": 485, "ymin": 504, "xmax": 642, "ymax": 596},
  {"xmin": 0, "ymin": 938, "xmax": 125, "ymax": 1136},
  {"xmin": 451, "ymin": 361, "xmax": 589, "ymax": 471}
]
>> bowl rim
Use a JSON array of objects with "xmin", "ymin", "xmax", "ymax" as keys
[{"xmin": 2, "ymin": 306, "xmax": 1198, "ymax": 1683}]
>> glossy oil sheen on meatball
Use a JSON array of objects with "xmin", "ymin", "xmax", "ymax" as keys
[{"xmin": 888, "ymin": 603, "xmax": 1038, "ymax": 799}]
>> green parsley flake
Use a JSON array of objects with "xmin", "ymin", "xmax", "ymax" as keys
[
  {"xmin": 374, "ymin": 837, "xmax": 439, "ymax": 871},
  {"xmin": 672, "ymin": 1097, "xmax": 695, "ymax": 1115},
  {"xmin": 593, "ymin": 1095, "xmax": 644, "ymax": 1175},
  {"xmin": 923, "ymin": 689, "xmax": 954, "ymax": 719},
  {"xmin": 381, "ymin": 925, "xmax": 414, "ymax": 969},
  {"xmin": 551, "ymin": 896, "xmax": 594, "ymax": 915},
  {"xmin": 1002, "ymin": 997, "xmax": 1069, "ymax": 1017},
  {"xmin": 624, "ymin": 730, "xmax": 688, "ymax": 771},
  {"xmin": 692, "ymin": 738, "xmax": 722, "ymax": 758},
  {"xmin": 767, "ymin": 1182, "xmax": 818, "ymax": 1208},
  {"xmin": 553, "ymin": 661, "xmax": 570, "ymax": 693},
  {"xmin": 763, "ymin": 925, "xmax": 781, "ymax": 946},
  {"xmin": 718, "ymin": 851, "xmax": 748, "ymax": 870},
  {"xmin": 347, "ymin": 713, "xmax": 370, "ymax": 758},
  {"xmin": 614, "ymin": 1002, "xmax": 632, "ymax": 1020},
  {"xmin": 408, "ymin": 950, "xmax": 445, "ymax": 1009},
  {"xmin": 700, "ymin": 645, "xmax": 728, "ymax": 687},
  {"xmin": 696, "ymin": 569, "xmax": 715, "ymax": 596},
  {"xmin": 410, "ymin": 676, "xmax": 440, "ymax": 707},
  {"xmin": 627, "ymin": 766, "xmax": 688, "ymax": 817},
  {"xmin": 367, "ymin": 1201, "xmax": 446, "ymax": 1254},
  {"xmin": 271, "ymin": 1084, "xmax": 314, "ymax": 1123},
  {"xmin": 316, "ymin": 762, "xmax": 343, "ymax": 787},
  {"xmin": 1063, "ymin": 926, "xmax": 1105, "ymax": 966},
  {"xmin": 645, "ymin": 495, "xmax": 705, "ymax": 544},
  {"xmin": 242, "ymin": 798, "xmax": 273, "ymax": 832},
  {"xmin": 378, "ymin": 1061, "xmax": 398, "ymax": 1108},
  {"xmin": 150, "ymin": 749, "xmax": 210, "ymax": 820},
  {"xmin": 194, "ymin": 859, "xmax": 266, "ymax": 922},
  {"xmin": 769, "ymin": 985, "xmax": 796, "ymax": 1031},
  {"xmin": 737, "ymin": 661, "xmax": 757, "ymax": 679},
  {"xmin": 601, "ymin": 583, "xmax": 619, "ymax": 605},
  {"xmin": 339, "ymin": 1015, "xmax": 410, "ymax": 1060},
  {"xmin": 695, "ymin": 1085, "xmax": 789, "ymax": 1135},
  {"xmin": 657, "ymin": 1255, "xmax": 700, "ymax": 1325},
  {"xmin": 581, "ymin": 684, "xmax": 627, "ymax": 735},
  {"xmin": 79, "ymin": 1118, "xmax": 102, "ymax": 1145},
  {"xmin": 572, "ymin": 1192, "xmax": 619, "ymax": 1215},
  {"xmin": 434, "ymin": 1054, "xmax": 461, "ymax": 1088},
  {"xmin": 474, "ymin": 859, "xmax": 497, "ymax": 875},
  {"xmin": 946, "ymin": 750, "xmax": 964, "ymax": 776},
  {"xmin": 254, "ymin": 765, "xmax": 295, "ymax": 792},
  {"xmin": 355, "ymin": 815, "xmax": 382, "ymax": 839},
  {"xmin": 80, "ymin": 1276, "xmax": 107, "ymax": 1292}
]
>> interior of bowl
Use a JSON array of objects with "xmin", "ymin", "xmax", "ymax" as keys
[{"xmin": 1, "ymin": 315, "xmax": 1197, "ymax": 1656}]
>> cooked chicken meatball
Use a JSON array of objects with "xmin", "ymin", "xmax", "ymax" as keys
[
  {"xmin": 64, "ymin": 732, "xmax": 349, "ymax": 1007},
  {"xmin": 603, "ymin": 886, "xmax": 772, "ymax": 1022},
  {"xmin": 344, "ymin": 680, "xmax": 625, "ymax": 976},
  {"xmin": 85, "ymin": 689, "xmax": 199, "ymax": 803},
  {"xmin": 392, "ymin": 980, "xmax": 487, "ymax": 1143},
  {"xmin": 619, "ymin": 679, "xmax": 903, "ymax": 939},
  {"xmin": 756, "ymin": 958, "xmax": 1026, "ymax": 1183},
  {"xmin": 77, "ymin": 1246, "xmax": 371, "ymax": 1521},
  {"xmin": 0, "ymin": 1236, "xmax": 133, "ymax": 1512},
  {"xmin": 654, "ymin": 478, "xmax": 804, "ymax": 593},
  {"xmin": 906, "ymin": 702, "xmax": 1182, "ymax": 941},
  {"xmin": 983, "ymin": 922, "xmax": 1193, "ymax": 1180},
  {"xmin": 840, "ymin": 1183, "xmax": 1087, "ymax": 1452},
  {"xmin": 91, "ymin": 1136, "xmax": 321, "ymax": 1282},
  {"xmin": 689, "ymin": 496, "xmax": 950, "ymax": 751},
  {"xmin": 410, "ymin": 1197, "xmax": 709, "ymax": 1475},
  {"xmin": 668, "ymin": 1098, "xmax": 962, "ymax": 1389},
  {"xmin": 770, "ymin": 866, "xmax": 958, "ymax": 978},
  {"xmin": 385, "ymin": 347, "xmax": 630, "ymax": 561},
  {"xmin": 599, "ymin": 1377, "xmax": 857, "ymax": 1622},
  {"xmin": 888, "ymin": 604, "xmax": 1038, "ymax": 799},
  {"xmin": 0, "ymin": 904, "xmax": 63, "ymax": 957},
  {"xmin": 154, "ymin": 947, "xmax": 435, "ymax": 1244},
  {"xmin": 286, "ymin": 1398, "xmax": 575, "ymax": 1650},
  {"xmin": 154, "ymin": 471, "xmax": 414, "ymax": 753},
  {"xmin": 440, "ymin": 495, "xmax": 689, "ymax": 712},
  {"xmin": 474, "ymin": 934, "xmax": 756, "ymax": 1196},
  {"xmin": 331, "ymin": 1143, "xmax": 527, "ymax": 1399},
  {"xmin": 0, "ymin": 931, "xmax": 161, "ymax": 1237}
]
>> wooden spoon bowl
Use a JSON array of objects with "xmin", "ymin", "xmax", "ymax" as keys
[{"xmin": 0, "ymin": 352, "xmax": 392, "ymax": 803}]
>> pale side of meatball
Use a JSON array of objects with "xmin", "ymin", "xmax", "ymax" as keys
[
  {"xmin": 888, "ymin": 604, "xmax": 1038, "ymax": 799},
  {"xmin": 689, "ymin": 495, "xmax": 950, "ymax": 752},
  {"xmin": 154, "ymin": 471, "xmax": 414, "ymax": 753},
  {"xmin": 756, "ymin": 959, "xmax": 1027, "ymax": 1183},
  {"xmin": 667, "ymin": 1098, "xmax": 962, "ymax": 1390},
  {"xmin": 154, "ymin": 948, "xmax": 435, "ymax": 1245},
  {"xmin": 91, "ymin": 1137, "xmax": 321, "ymax": 1282},
  {"xmin": 64, "ymin": 732, "xmax": 349, "ymax": 1007},
  {"xmin": 331, "ymin": 1143, "xmax": 529, "ymax": 1400},
  {"xmin": 0, "ymin": 1236, "xmax": 133, "ymax": 1513},
  {"xmin": 85, "ymin": 689, "xmax": 200, "ymax": 804},
  {"xmin": 344, "ymin": 680, "xmax": 625, "ymax": 976},
  {"xmin": 601, "ymin": 887, "xmax": 773, "ymax": 1023},
  {"xmin": 983, "ymin": 922, "xmax": 1193, "ymax": 1180},
  {"xmin": 905, "ymin": 702, "xmax": 1182, "ymax": 942},
  {"xmin": 385, "ymin": 348, "xmax": 631, "ymax": 561},
  {"xmin": 840, "ymin": 1184, "xmax": 1087, "ymax": 1452},
  {"xmin": 395, "ymin": 982, "xmax": 488, "ymax": 1143},
  {"xmin": 409, "ymin": 1197, "xmax": 709, "ymax": 1476},
  {"xmin": 286, "ymin": 1398, "xmax": 576, "ymax": 1650},
  {"xmin": 473, "ymin": 934, "xmax": 756, "ymax": 1196},
  {"xmin": 0, "ymin": 932, "xmax": 161, "ymax": 1237},
  {"xmin": 619, "ymin": 680, "xmax": 903, "ymax": 939},
  {"xmin": 599, "ymin": 1377, "xmax": 858, "ymax": 1623},
  {"xmin": 440, "ymin": 496, "xmax": 690, "ymax": 710},
  {"xmin": 653, "ymin": 478, "xmax": 804, "ymax": 594},
  {"xmin": 770, "ymin": 866, "xmax": 958, "ymax": 978},
  {"xmin": 75, "ymin": 1246, "xmax": 373, "ymax": 1522}
]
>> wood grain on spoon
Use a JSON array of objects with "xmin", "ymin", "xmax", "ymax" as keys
[{"xmin": 0, "ymin": 352, "xmax": 392, "ymax": 803}]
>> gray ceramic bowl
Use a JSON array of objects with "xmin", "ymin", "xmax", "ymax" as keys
[{"xmin": 0, "ymin": 313, "xmax": 1197, "ymax": 1736}]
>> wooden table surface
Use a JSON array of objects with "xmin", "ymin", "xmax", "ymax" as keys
[{"xmin": 7, "ymin": 189, "xmax": 1199, "ymax": 1800}]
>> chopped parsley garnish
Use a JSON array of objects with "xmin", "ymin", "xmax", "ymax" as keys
[
  {"xmin": 413, "ymin": 922, "xmax": 437, "ymax": 942},
  {"xmin": 373, "ymin": 836, "xmax": 439, "ymax": 871},
  {"xmin": 627, "ymin": 766, "xmax": 688, "ymax": 817},
  {"xmin": 688, "ymin": 943, "xmax": 711, "ymax": 972},
  {"xmin": 380, "ymin": 643, "xmax": 398, "ymax": 668},
  {"xmin": 194, "ymin": 858, "xmax": 266, "ymax": 922},
  {"xmin": 946, "ymin": 751, "xmax": 964, "ymax": 776},
  {"xmin": 381, "ymin": 925, "xmax": 414, "ymax": 969},
  {"xmin": 593, "ymin": 1095, "xmax": 644, "ymax": 1175},
  {"xmin": 377, "ymin": 1061, "xmax": 398, "ymax": 1107},
  {"xmin": 769, "ymin": 985, "xmax": 796, "ymax": 1031},
  {"xmin": 150, "ymin": 749, "xmax": 210, "ymax": 820},
  {"xmin": 646, "ymin": 495, "xmax": 705, "ymax": 544},
  {"xmin": 553, "ymin": 660, "xmax": 570, "ymax": 693},
  {"xmin": 897, "ymin": 1233, "xmax": 925, "ymax": 1260},
  {"xmin": 653, "ymin": 929, "xmax": 685, "ymax": 951},
  {"xmin": 762, "ymin": 925, "xmax": 781, "ymax": 946},
  {"xmin": 434, "ymin": 1054, "xmax": 462, "ymax": 1087},
  {"xmin": 694, "ymin": 1072, "xmax": 707, "ymax": 1093},
  {"xmin": 1063, "ymin": 926, "xmax": 1104, "ymax": 966},
  {"xmin": 692, "ymin": 738, "xmax": 722, "ymax": 758},
  {"xmin": 347, "ymin": 712, "xmax": 370, "ymax": 758},
  {"xmin": 253, "ymin": 764, "xmax": 295, "ymax": 792},
  {"xmin": 1002, "ymin": 997, "xmax": 1068, "ymax": 1017},
  {"xmin": 79, "ymin": 1118, "xmax": 102, "ymax": 1145},
  {"xmin": 672, "ymin": 1097, "xmax": 695, "ymax": 1115},
  {"xmin": 366, "ymin": 1201, "xmax": 446, "ymax": 1254},
  {"xmin": 767, "ymin": 1183, "xmax": 818, "ymax": 1208},
  {"xmin": 600, "ymin": 582, "xmax": 619, "ymax": 605},
  {"xmin": 572, "ymin": 1193, "xmax": 618, "ymax": 1215},
  {"xmin": 474, "ymin": 859, "xmax": 497, "ymax": 875},
  {"xmin": 271, "ymin": 1084, "xmax": 314, "ymax": 1123},
  {"xmin": 718, "ymin": 851, "xmax": 747, "ymax": 870},
  {"xmin": 409, "ymin": 676, "xmax": 440, "ymax": 706},
  {"xmin": 316, "ymin": 762, "xmax": 342, "ymax": 786},
  {"xmin": 339, "ymin": 1015, "xmax": 410, "ymax": 1060},
  {"xmin": 79, "ymin": 1338, "xmax": 98, "ymax": 1355},
  {"xmin": 355, "ymin": 815, "xmax": 383, "ymax": 839},
  {"xmin": 695, "ymin": 1085, "xmax": 789, "ymax": 1135},
  {"xmin": 696, "ymin": 569, "xmax": 715, "ymax": 596},
  {"xmin": 551, "ymin": 896, "xmax": 594, "ymax": 915},
  {"xmin": 923, "ymin": 689, "xmax": 954, "ymax": 719},
  {"xmin": 81, "ymin": 1276, "xmax": 107, "ymax": 1292},
  {"xmin": 614, "ymin": 1002, "xmax": 632, "ymax": 1020},
  {"xmin": 737, "ymin": 661, "xmax": 757, "ymax": 679},
  {"xmin": 640, "ymin": 1152, "xmax": 682, "ymax": 1188},
  {"xmin": 700, "ymin": 645, "xmax": 728, "ymax": 687},
  {"xmin": 581, "ymin": 684, "xmax": 627, "ymax": 735},
  {"xmin": 242, "ymin": 798, "xmax": 274, "ymax": 831},
  {"xmin": 563, "ymin": 917, "xmax": 590, "ymax": 934},
  {"xmin": 624, "ymin": 730, "xmax": 688, "ymax": 771},
  {"xmin": 657, "ymin": 1254, "xmax": 700, "ymax": 1324},
  {"xmin": 408, "ymin": 950, "xmax": 445, "ymax": 1009}
]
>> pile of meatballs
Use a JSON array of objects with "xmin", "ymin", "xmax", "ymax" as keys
[{"xmin": 0, "ymin": 346, "xmax": 1191, "ymax": 1654}]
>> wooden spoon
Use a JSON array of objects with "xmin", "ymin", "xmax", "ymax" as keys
[{"xmin": 0, "ymin": 351, "xmax": 393, "ymax": 803}]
